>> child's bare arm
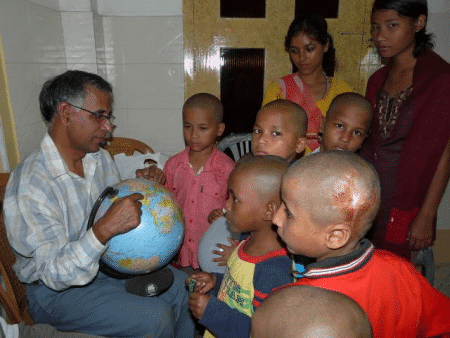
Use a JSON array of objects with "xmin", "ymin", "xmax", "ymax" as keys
[
  {"xmin": 409, "ymin": 138, "xmax": 450, "ymax": 250},
  {"xmin": 208, "ymin": 208, "xmax": 224, "ymax": 224},
  {"xmin": 212, "ymin": 237, "xmax": 239, "ymax": 266}
]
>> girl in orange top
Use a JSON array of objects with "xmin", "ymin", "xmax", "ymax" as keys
[{"xmin": 263, "ymin": 14, "xmax": 353, "ymax": 152}]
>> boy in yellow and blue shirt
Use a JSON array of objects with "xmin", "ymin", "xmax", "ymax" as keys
[{"xmin": 188, "ymin": 156, "xmax": 293, "ymax": 338}]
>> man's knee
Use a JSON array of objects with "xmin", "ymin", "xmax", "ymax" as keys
[{"xmin": 125, "ymin": 303, "xmax": 176, "ymax": 338}]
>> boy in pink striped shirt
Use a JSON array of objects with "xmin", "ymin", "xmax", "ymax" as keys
[{"xmin": 164, "ymin": 93, "xmax": 235, "ymax": 269}]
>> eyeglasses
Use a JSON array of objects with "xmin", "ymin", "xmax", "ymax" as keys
[{"xmin": 67, "ymin": 102, "xmax": 116, "ymax": 124}]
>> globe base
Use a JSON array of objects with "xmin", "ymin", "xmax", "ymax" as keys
[{"xmin": 125, "ymin": 267, "xmax": 175, "ymax": 297}]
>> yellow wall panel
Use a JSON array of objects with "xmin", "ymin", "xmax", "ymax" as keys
[
  {"xmin": 184, "ymin": 0, "xmax": 378, "ymax": 99},
  {"xmin": 0, "ymin": 34, "xmax": 20, "ymax": 170}
]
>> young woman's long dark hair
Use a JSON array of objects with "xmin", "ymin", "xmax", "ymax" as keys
[
  {"xmin": 372, "ymin": 0, "xmax": 434, "ymax": 57},
  {"xmin": 284, "ymin": 14, "xmax": 336, "ymax": 77}
]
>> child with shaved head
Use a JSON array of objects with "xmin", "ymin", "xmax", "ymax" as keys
[
  {"xmin": 164, "ymin": 93, "xmax": 235, "ymax": 269},
  {"xmin": 252, "ymin": 99, "xmax": 308, "ymax": 161},
  {"xmin": 208, "ymin": 99, "xmax": 308, "ymax": 265},
  {"xmin": 273, "ymin": 151, "xmax": 450, "ymax": 337},
  {"xmin": 251, "ymin": 285, "xmax": 373, "ymax": 338},
  {"xmin": 188, "ymin": 156, "xmax": 293, "ymax": 338},
  {"xmin": 313, "ymin": 92, "xmax": 372, "ymax": 154}
]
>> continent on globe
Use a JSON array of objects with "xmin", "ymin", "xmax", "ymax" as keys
[
  {"xmin": 94, "ymin": 178, "xmax": 184, "ymax": 275},
  {"xmin": 118, "ymin": 256, "xmax": 159, "ymax": 272}
]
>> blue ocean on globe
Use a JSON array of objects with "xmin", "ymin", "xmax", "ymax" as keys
[{"xmin": 95, "ymin": 178, "xmax": 184, "ymax": 274}]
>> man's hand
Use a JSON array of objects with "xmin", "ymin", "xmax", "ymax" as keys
[
  {"xmin": 136, "ymin": 165, "xmax": 166, "ymax": 185},
  {"xmin": 93, "ymin": 193, "xmax": 143, "ymax": 244}
]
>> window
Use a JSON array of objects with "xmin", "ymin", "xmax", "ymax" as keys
[
  {"xmin": 295, "ymin": 0, "xmax": 340, "ymax": 18},
  {"xmin": 220, "ymin": 0, "xmax": 265, "ymax": 18}
]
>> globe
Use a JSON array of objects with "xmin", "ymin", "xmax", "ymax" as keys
[{"xmin": 95, "ymin": 178, "xmax": 184, "ymax": 275}]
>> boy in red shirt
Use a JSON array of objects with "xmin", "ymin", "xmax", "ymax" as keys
[{"xmin": 273, "ymin": 151, "xmax": 450, "ymax": 337}]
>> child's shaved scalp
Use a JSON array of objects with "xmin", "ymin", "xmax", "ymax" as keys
[
  {"xmin": 251, "ymin": 285, "xmax": 373, "ymax": 338},
  {"xmin": 327, "ymin": 92, "xmax": 373, "ymax": 121},
  {"xmin": 233, "ymin": 155, "xmax": 290, "ymax": 203},
  {"xmin": 183, "ymin": 93, "xmax": 224, "ymax": 123},
  {"xmin": 285, "ymin": 151, "xmax": 380, "ymax": 238},
  {"xmin": 260, "ymin": 99, "xmax": 308, "ymax": 137}
]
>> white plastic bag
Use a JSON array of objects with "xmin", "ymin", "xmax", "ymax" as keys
[{"xmin": 113, "ymin": 152, "xmax": 170, "ymax": 180}]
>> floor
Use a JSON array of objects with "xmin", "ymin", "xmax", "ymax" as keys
[{"xmin": 435, "ymin": 264, "xmax": 450, "ymax": 297}]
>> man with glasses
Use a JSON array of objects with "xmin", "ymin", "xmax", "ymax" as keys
[{"xmin": 3, "ymin": 70, "xmax": 194, "ymax": 337}]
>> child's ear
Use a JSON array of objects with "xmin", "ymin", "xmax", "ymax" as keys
[
  {"xmin": 263, "ymin": 201, "xmax": 279, "ymax": 221},
  {"xmin": 295, "ymin": 137, "xmax": 307, "ymax": 154},
  {"xmin": 319, "ymin": 118, "xmax": 325, "ymax": 134},
  {"xmin": 318, "ymin": 119, "xmax": 325, "ymax": 144},
  {"xmin": 325, "ymin": 223, "xmax": 351, "ymax": 250},
  {"xmin": 217, "ymin": 122, "xmax": 225, "ymax": 137}
]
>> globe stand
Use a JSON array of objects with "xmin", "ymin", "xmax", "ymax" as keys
[
  {"xmin": 88, "ymin": 186, "xmax": 175, "ymax": 296},
  {"xmin": 125, "ymin": 268, "xmax": 174, "ymax": 297}
]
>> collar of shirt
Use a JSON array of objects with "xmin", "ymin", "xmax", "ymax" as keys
[
  {"xmin": 296, "ymin": 239, "xmax": 375, "ymax": 279},
  {"xmin": 178, "ymin": 146, "xmax": 219, "ymax": 173},
  {"xmin": 41, "ymin": 132, "xmax": 101, "ymax": 180}
]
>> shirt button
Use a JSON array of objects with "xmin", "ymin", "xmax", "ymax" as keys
[{"xmin": 374, "ymin": 152, "xmax": 378, "ymax": 160}]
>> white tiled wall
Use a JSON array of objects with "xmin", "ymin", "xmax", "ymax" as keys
[
  {"xmin": 62, "ymin": 11, "xmax": 97, "ymax": 72},
  {"xmin": 429, "ymin": 8, "xmax": 450, "ymax": 230},
  {"xmin": 100, "ymin": 15, "xmax": 185, "ymax": 155},
  {"xmin": 1, "ymin": 0, "xmax": 185, "ymax": 160},
  {"xmin": 0, "ymin": 0, "xmax": 67, "ymax": 159},
  {"xmin": 428, "ymin": 13, "xmax": 450, "ymax": 63}
]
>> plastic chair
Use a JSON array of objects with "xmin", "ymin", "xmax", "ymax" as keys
[
  {"xmin": 217, "ymin": 133, "xmax": 252, "ymax": 162},
  {"xmin": 0, "ymin": 173, "xmax": 33, "ymax": 324},
  {"xmin": 103, "ymin": 137, "xmax": 154, "ymax": 157}
]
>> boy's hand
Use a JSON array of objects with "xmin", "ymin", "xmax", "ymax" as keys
[
  {"xmin": 189, "ymin": 293, "xmax": 211, "ymax": 319},
  {"xmin": 212, "ymin": 237, "xmax": 238, "ymax": 266},
  {"xmin": 189, "ymin": 272, "xmax": 217, "ymax": 294},
  {"xmin": 186, "ymin": 278, "xmax": 198, "ymax": 295},
  {"xmin": 208, "ymin": 208, "xmax": 224, "ymax": 223},
  {"xmin": 136, "ymin": 165, "xmax": 166, "ymax": 185}
]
